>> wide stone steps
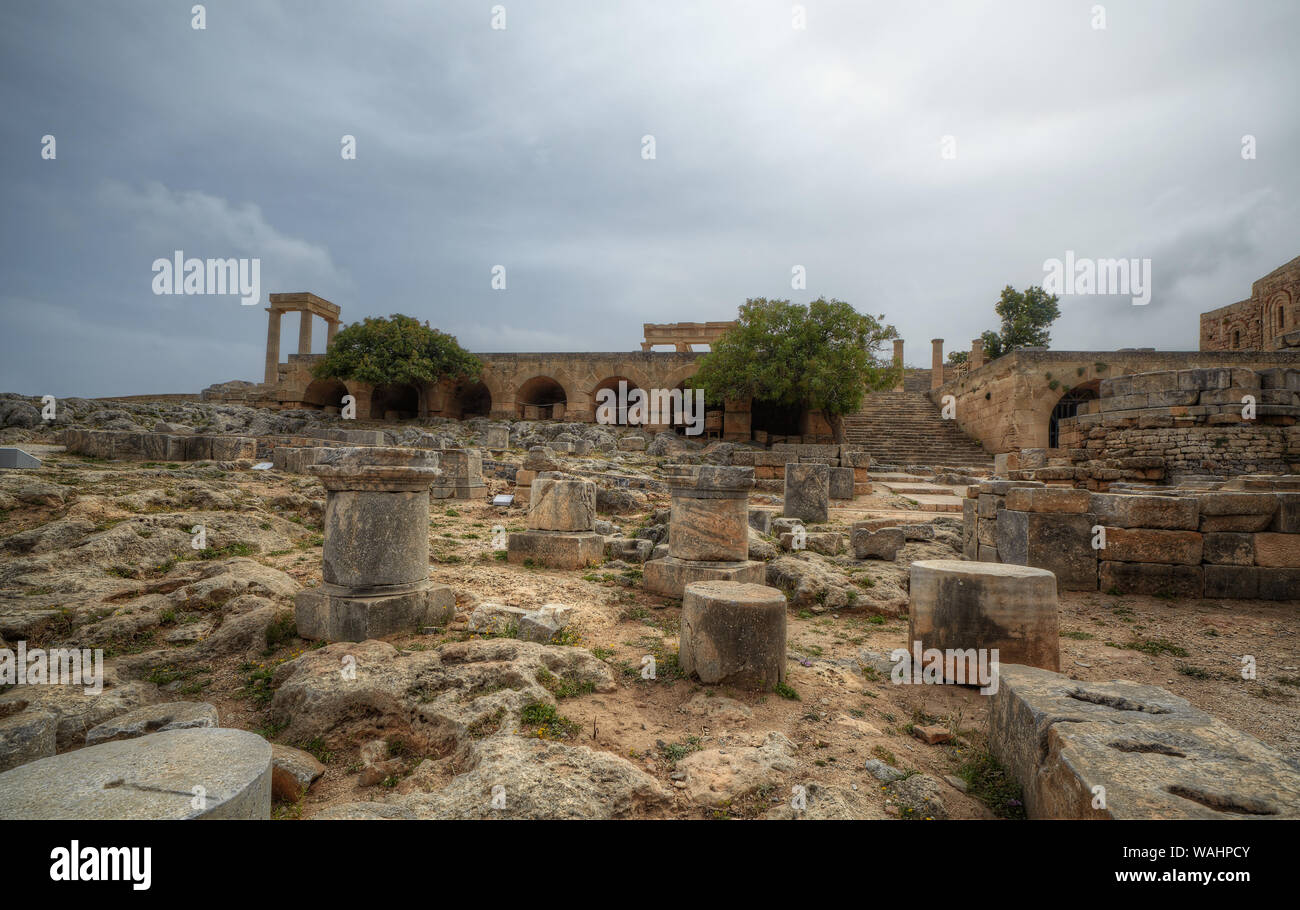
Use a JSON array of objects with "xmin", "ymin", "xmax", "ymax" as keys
[{"xmin": 844, "ymin": 389, "xmax": 990, "ymax": 467}]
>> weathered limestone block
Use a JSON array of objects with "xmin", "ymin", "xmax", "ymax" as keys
[
  {"xmin": 1101, "ymin": 528, "xmax": 1203, "ymax": 566},
  {"xmin": 527, "ymin": 475, "xmax": 597, "ymax": 531},
  {"xmin": 908, "ymin": 560, "xmax": 1059, "ymax": 673},
  {"xmin": 0, "ymin": 728, "xmax": 273, "ymax": 819},
  {"xmin": 1004, "ymin": 487, "xmax": 1091, "ymax": 513},
  {"xmin": 483, "ymin": 425, "xmax": 510, "ymax": 451},
  {"xmin": 996, "ymin": 510, "xmax": 1098, "ymax": 591},
  {"xmin": 989, "ymin": 664, "xmax": 1300, "ymax": 819},
  {"xmin": 1089, "ymin": 493, "xmax": 1199, "ymax": 530},
  {"xmin": 296, "ymin": 447, "xmax": 455, "ymax": 641},
  {"xmin": 1019, "ymin": 448, "xmax": 1047, "ymax": 469},
  {"xmin": 783, "ymin": 463, "xmax": 829, "ymax": 524},
  {"xmin": 617, "ymin": 435, "xmax": 647, "ymax": 452},
  {"xmin": 851, "ymin": 526, "xmax": 904, "ymax": 560},
  {"xmin": 1253, "ymin": 532, "xmax": 1300, "ymax": 568},
  {"xmin": 679, "ymin": 582, "xmax": 787, "ymax": 689},
  {"xmin": 1099, "ymin": 561, "xmax": 1202, "ymax": 598},
  {"xmin": 1202, "ymin": 532, "xmax": 1254, "ymax": 566},
  {"xmin": 0, "ymin": 710, "xmax": 56, "ymax": 773},
  {"xmin": 1203, "ymin": 564, "xmax": 1259, "ymax": 599},
  {"xmin": 1273, "ymin": 493, "xmax": 1300, "ymax": 533},
  {"xmin": 430, "ymin": 448, "xmax": 485, "ymax": 500},
  {"xmin": 828, "ymin": 466, "xmax": 855, "ymax": 500},
  {"xmin": 643, "ymin": 557, "xmax": 765, "ymax": 596},
  {"xmin": 507, "ymin": 530, "xmax": 604, "ymax": 569},
  {"xmin": 1197, "ymin": 491, "xmax": 1278, "ymax": 532},
  {"xmin": 85, "ymin": 701, "xmax": 219, "ymax": 746}
]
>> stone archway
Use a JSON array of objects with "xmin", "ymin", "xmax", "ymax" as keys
[
  {"xmin": 515, "ymin": 375, "xmax": 568, "ymax": 420},
  {"xmin": 592, "ymin": 375, "xmax": 643, "ymax": 428},
  {"xmin": 370, "ymin": 383, "xmax": 422, "ymax": 421},
  {"xmin": 302, "ymin": 378, "xmax": 349, "ymax": 413},
  {"xmin": 1048, "ymin": 382, "xmax": 1099, "ymax": 448},
  {"xmin": 453, "ymin": 380, "xmax": 493, "ymax": 418}
]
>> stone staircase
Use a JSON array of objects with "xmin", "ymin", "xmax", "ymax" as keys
[{"xmin": 843, "ymin": 370, "xmax": 991, "ymax": 468}]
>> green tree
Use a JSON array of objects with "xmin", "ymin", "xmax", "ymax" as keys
[
  {"xmin": 980, "ymin": 285, "xmax": 1061, "ymax": 360},
  {"xmin": 312, "ymin": 314, "xmax": 481, "ymax": 388},
  {"xmin": 689, "ymin": 297, "xmax": 899, "ymax": 444}
]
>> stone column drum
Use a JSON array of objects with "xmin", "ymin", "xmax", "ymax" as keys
[
  {"xmin": 908, "ymin": 559, "xmax": 1059, "ymax": 675},
  {"xmin": 296, "ymin": 447, "xmax": 455, "ymax": 642},
  {"xmin": 680, "ymin": 581, "xmax": 788, "ymax": 689},
  {"xmin": 643, "ymin": 465, "xmax": 765, "ymax": 596},
  {"xmin": 784, "ymin": 463, "xmax": 829, "ymax": 523},
  {"xmin": 507, "ymin": 472, "xmax": 604, "ymax": 568}
]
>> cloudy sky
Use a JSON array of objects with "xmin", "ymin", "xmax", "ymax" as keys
[{"xmin": 2, "ymin": 0, "xmax": 1297, "ymax": 397}]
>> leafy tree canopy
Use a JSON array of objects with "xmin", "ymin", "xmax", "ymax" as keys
[
  {"xmin": 689, "ymin": 297, "xmax": 899, "ymax": 441},
  {"xmin": 980, "ymin": 285, "xmax": 1061, "ymax": 361},
  {"xmin": 312, "ymin": 314, "xmax": 481, "ymax": 387}
]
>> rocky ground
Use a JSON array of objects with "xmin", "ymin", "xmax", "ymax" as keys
[{"xmin": 1, "ymin": 395, "xmax": 1297, "ymax": 819}]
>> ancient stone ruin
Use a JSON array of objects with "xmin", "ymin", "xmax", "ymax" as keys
[{"xmin": 295, "ymin": 447, "xmax": 455, "ymax": 641}]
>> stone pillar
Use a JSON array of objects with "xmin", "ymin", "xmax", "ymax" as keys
[
  {"xmin": 297, "ymin": 310, "xmax": 313, "ymax": 356},
  {"xmin": 326, "ymin": 319, "xmax": 339, "ymax": 348},
  {"xmin": 295, "ymin": 447, "xmax": 455, "ymax": 641},
  {"xmin": 893, "ymin": 339, "xmax": 905, "ymax": 391},
  {"xmin": 264, "ymin": 308, "xmax": 282, "ymax": 385},
  {"xmin": 931, "ymin": 338, "xmax": 944, "ymax": 389},
  {"xmin": 908, "ymin": 559, "xmax": 1059, "ymax": 675},
  {"xmin": 643, "ymin": 465, "xmax": 765, "ymax": 597},
  {"xmin": 970, "ymin": 337, "xmax": 984, "ymax": 370},
  {"xmin": 507, "ymin": 472, "xmax": 603, "ymax": 568},
  {"xmin": 783, "ymin": 463, "xmax": 829, "ymax": 523},
  {"xmin": 679, "ymin": 581, "xmax": 788, "ymax": 689}
]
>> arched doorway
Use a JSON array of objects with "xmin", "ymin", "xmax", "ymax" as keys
[
  {"xmin": 592, "ymin": 376, "xmax": 643, "ymax": 427},
  {"xmin": 515, "ymin": 376, "xmax": 567, "ymax": 420},
  {"xmin": 751, "ymin": 397, "xmax": 804, "ymax": 440},
  {"xmin": 1048, "ymin": 385, "xmax": 1099, "ymax": 447},
  {"xmin": 453, "ymin": 380, "xmax": 492, "ymax": 418},
  {"xmin": 370, "ymin": 383, "xmax": 421, "ymax": 421},
  {"xmin": 302, "ymin": 378, "xmax": 349, "ymax": 412}
]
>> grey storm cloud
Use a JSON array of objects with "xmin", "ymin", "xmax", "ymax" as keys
[{"xmin": 1, "ymin": 0, "xmax": 1297, "ymax": 396}]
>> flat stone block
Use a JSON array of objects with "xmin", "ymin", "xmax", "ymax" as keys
[
  {"xmin": 679, "ymin": 581, "xmax": 788, "ymax": 689},
  {"xmin": 669, "ymin": 494, "xmax": 749, "ymax": 562},
  {"xmin": 1253, "ymin": 533, "xmax": 1300, "ymax": 568},
  {"xmin": 989, "ymin": 664, "xmax": 1300, "ymax": 819},
  {"xmin": 1004, "ymin": 487, "xmax": 1091, "ymax": 513},
  {"xmin": 296, "ymin": 583, "xmax": 455, "ymax": 642},
  {"xmin": 1089, "ymin": 493, "xmax": 1199, "ymax": 530},
  {"xmin": 506, "ymin": 530, "xmax": 604, "ymax": 570},
  {"xmin": 1258, "ymin": 567, "xmax": 1300, "ymax": 600},
  {"xmin": 996, "ymin": 510, "xmax": 1098, "ymax": 591},
  {"xmin": 1203, "ymin": 532, "xmax": 1254, "ymax": 566},
  {"xmin": 909, "ymin": 560, "xmax": 1059, "ymax": 673},
  {"xmin": 1203, "ymin": 565, "xmax": 1258, "ymax": 599},
  {"xmin": 642, "ymin": 556, "xmax": 765, "ymax": 598},
  {"xmin": 1101, "ymin": 527, "xmax": 1203, "ymax": 566},
  {"xmin": 1099, "ymin": 561, "xmax": 1202, "ymax": 598},
  {"xmin": 0, "ymin": 728, "xmax": 273, "ymax": 819}
]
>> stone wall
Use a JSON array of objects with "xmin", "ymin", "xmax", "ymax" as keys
[
  {"xmin": 61, "ymin": 429, "xmax": 256, "ymax": 462},
  {"xmin": 1056, "ymin": 367, "xmax": 1300, "ymax": 480},
  {"xmin": 935, "ymin": 349, "xmax": 1300, "ymax": 454},
  {"xmin": 962, "ymin": 477, "xmax": 1300, "ymax": 600},
  {"xmin": 731, "ymin": 444, "xmax": 871, "ymax": 494}
]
